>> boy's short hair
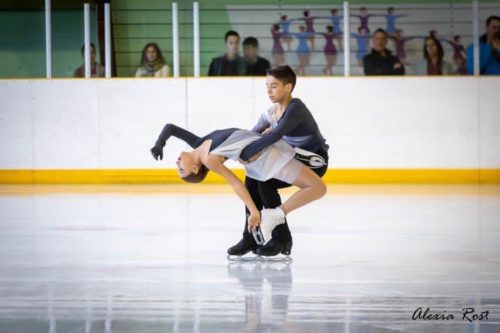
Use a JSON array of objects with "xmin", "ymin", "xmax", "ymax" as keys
[
  {"xmin": 266, "ymin": 65, "xmax": 297, "ymax": 91},
  {"xmin": 243, "ymin": 37, "xmax": 259, "ymax": 48},
  {"xmin": 224, "ymin": 30, "xmax": 240, "ymax": 42},
  {"xmin": 486, "ymin": 15, "xmax": 500, "ymax": 27},
  {"xmin": 373, "ymin": 28, "xmax": 388, "ymax": 37}
]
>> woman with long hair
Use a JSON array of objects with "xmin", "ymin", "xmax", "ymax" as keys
[
  {"xmin": 416, "ymin": 37, "xmax": 453, "ymax": 75},
  {"xmin": 135, "ymin": 43, "xmax": 170, "ymax": 77}
]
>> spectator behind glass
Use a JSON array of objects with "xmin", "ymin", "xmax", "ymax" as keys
[
  {"xmin": 73, "ymin": 43, "xmax": 105, "ymax": 78},
  {"xmin": 416, "ymin": 37, "xmax": 454, "ymax": 75},
  {"xmin": 243, "ymin": 37, "xmax": 270, "ymax": 76},
  {"xmin": 208, "ymin": 30, "xmax": 246, "ymax": 76},
  {"xmin": 363, "ymin": 28, "xmax": 405, "ymax": 75},
  {"xmin": 466, "ymin": 15, "xmax": 500, "ymax": 75},
  {"xmin": 136, "ymin": 43, "xmax": 170, "ymax": 77}
]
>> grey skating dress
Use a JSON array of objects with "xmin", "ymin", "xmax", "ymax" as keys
[{"xmin": 210, "ymin": 129, "xmax": 304, "ymax": 184}]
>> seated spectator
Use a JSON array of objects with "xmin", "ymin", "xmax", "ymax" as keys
[
  {"xmin": 73, "ymin": 43, "xmax": 105, "ymax": 78},
  {"xmin": 136, "ymin": 43, "xmax": 170, "ymax": 77},
  {"xmin": 242, "ymin": 37, "xmax": 270, "ymax": 76},
  {"xmin": 416, "ymin": 36, "xmax": 454, "ymax": 75},
  {"xmin": 208, "ymin": 30, "xmax": 246, "ymax": 76},
  {"xmin": 466, "ymin": 15, "xmax": 500, "ymax": 75},
  {"xmin": 363, "ymin": 28, "xmax": 405, "ymax": 75}
]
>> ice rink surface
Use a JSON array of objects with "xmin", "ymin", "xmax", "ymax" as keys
[{"xmin": 0, "ymin": 184, "xmax": 499, "ymax": 333}]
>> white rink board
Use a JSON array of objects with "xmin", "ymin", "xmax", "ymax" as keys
[{"xmin": 0, "ymin": 77, "xmax": 498, "ymax": 169}]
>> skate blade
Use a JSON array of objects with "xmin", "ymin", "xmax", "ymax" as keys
[
  {"xmin": 255, "ymin": 255, "xmax": 293, "ymax": 263},
  {"xmin": 227, "ymin": 254, "xmax": 293, "ymax": 263},
  {"xmin": 227, "ymin": 254, "xmax": 261, "ymax": 262}
]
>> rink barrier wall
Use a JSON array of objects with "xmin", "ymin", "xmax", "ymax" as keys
[
  {"xmin": 0, "ymin": 169, "xmax": 499, "ymax": 184},
  {"xmin": 0, "ymin": 77, "xmax": 499, "ymax": 184}
]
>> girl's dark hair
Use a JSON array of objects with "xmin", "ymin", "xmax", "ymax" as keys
[
  {"xmin": 326, "ymin": 25, "xmax": 333, "ymax": 33},
  {"xmin": 423, "ymin": 36, "xmax": 444, "ymax": 63},
  {"xmin": 181, "ymin": 164, "xmax": 209, "ymax": 183},
  {"xmin": 266, "ymin": 65, "xmax": 297, "ymax": 91},
  {"xmin": 140, "ymin": 43, "xmax": 165, "ymax": 65}
]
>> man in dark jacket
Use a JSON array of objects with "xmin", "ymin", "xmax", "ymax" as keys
[
  {"xmin": 243, "ymin": 37, "xmax": 271, "ymax": 76},
  {"xmin": 363, "ymin": 28, "xmax": 405, "ymax": 75},
  {"xmin": 208, "ymin": 30, "xmax": 247, "ymax": 76}
]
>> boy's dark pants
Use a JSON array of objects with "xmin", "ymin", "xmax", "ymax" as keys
[{"xmin": 242, "ymin": 149, "xmax": 329, "ymax": 244}]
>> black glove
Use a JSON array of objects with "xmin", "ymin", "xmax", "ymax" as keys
[{"xmin": 150, "ymin": 145, "xmax": 164, "ymax": 160}]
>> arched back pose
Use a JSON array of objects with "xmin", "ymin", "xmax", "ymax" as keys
[{"xmin": 150, "ymin": 124, "xmax": 327, "ymax": 249}]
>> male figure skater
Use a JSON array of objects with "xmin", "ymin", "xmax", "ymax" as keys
[{"xmin": 228, "ymin": 65, "xmax": 330, "ymax": 258}]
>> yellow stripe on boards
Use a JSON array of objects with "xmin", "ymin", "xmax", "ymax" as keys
[{"xmin": 0, "ymin": 169, "xmax": 499, "ymax": 184}]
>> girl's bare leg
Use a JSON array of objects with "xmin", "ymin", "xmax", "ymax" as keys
[
  {"xmin": 309, "ymin": 36, "xmax": 315, "ymax": 51},
  {"xmin": 280, "ymin": 165, "xmax": 327, "ymax": 216}
]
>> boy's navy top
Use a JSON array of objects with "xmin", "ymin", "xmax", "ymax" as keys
[{"xmin": 239, "ymin": 98, "xmax": 329, "ymax": 161}]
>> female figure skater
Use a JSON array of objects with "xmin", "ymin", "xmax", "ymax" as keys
[
  {"xmin": 351, "ymin": 7, "xmax": 376, "ymax": 33},
  {"xmin": 319, "ymin": 25, "xmax": 338, "ymax": 75},
  {"xmin": 150, "ymin": 124, "xmax": 327, "ymax": 248},
  {"xmin": 389, "ymin": 29, "xmax": 420, "ymax": 65},
  {"xmin": 271, "ymin": 24, "xmax": 286, "ymax": 66},
  {"xmin": 279, "ymin": 15, "xmax": 294, "ymax": 52},
  {"xmin": 329, "ymin": 9, "xmax": 343, "ymax": 51},
  {"xmin": 302, "ymin": 10, "xmax": 316, "ymax": 51},
  {"xmin": 291, "ymin": 26, "xmax": 313, "ymax": 75},
  {"xmin": 352, "ymin": 27, "xmax": 371, "ymax": 66}
]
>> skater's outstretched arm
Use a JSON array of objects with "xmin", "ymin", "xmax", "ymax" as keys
[
  {"xmin": 151, "ymin": 123, "xmax": 201, "ymax": 160},
  {"xmin": 202, "ymin": 154, "xmax": 261, "ymax": 227}
]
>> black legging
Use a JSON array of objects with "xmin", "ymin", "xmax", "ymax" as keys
[{"xmin": 242, "ymin": 149, "xmax": 329, "ymax": 242}]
